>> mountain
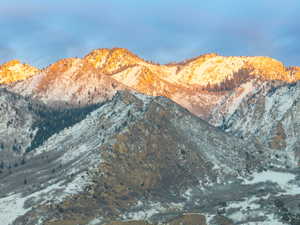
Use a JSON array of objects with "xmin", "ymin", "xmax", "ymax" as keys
[
  {"xmin": 3, "ymin": 48, "xmax": 300, "ymax": 156},
  {"xmin": 1, "ymin": 91, "xmax": 295, "ymax": 225},
  {"xmin": 3, "ymin": 48, "xmax": 300, "ymax": 117},
  {"xmin": 1, "ymin": 48, "xmax": 300, "ymax": 225}
]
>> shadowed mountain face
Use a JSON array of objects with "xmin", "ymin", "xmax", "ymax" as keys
[
  {"xmin": 0, "ymin": 88, "xmax": 101, "ymax": 158},
  {"xmin": 1, "ymin": 49, "xmax": 300, "ymax": 225},
  {"xmin": 1, "ymin": 91, "xmax": 293, "ymax": 225},
  {"xmin": 211, "ymin": 80, "xmax": 300, "ymax": 165},
  {"xmin": 0, "ymin": 88, "xmax": 39, "ymax": 162}
]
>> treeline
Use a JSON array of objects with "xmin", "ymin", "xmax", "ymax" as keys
[
  {"xmin": 0, "ymin": 88, "xmax": 102, "ymax": 153},
  {"xmin": 26, "ymin": 100, "xmax": 102, "ymax": 152},
  {"xmin": 197, "ymin": 67, "xmax": 254, "ymax": 92}
]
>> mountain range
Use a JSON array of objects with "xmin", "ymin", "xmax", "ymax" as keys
[{"xmin": 0, "ymin": 48, "xmax": 300, "ymax": 225}]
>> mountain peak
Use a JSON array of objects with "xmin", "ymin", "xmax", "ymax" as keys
[
  {"xmin": 169, "ymin": 54, "xmax": 300, "ymax": 87},
  {"xmin": 100, "ymin": 47, "xmax": 145, "ymax": 74},
  {"xmin": 243, "ymin": 56, "xmax": 295, "ymax": 81},
  {"xmin": 84, "ymin": 48, "xmax": 111, "ymax": 69},
  {"xmin": 2, "ymin": 49, "xmax": 300, "ymax": 87},
  {"xmin": 0, "ymin": 60, "xmax": 39, "ymax": 84},
  {"xmin": 83, "ymin": 47, "xmax": 147, "ymax": 75}
]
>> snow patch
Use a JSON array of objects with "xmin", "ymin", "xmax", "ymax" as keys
[
  {"xmin": 122, "ymin": 199, "xmax": 185, "ymax": 222},
  {"xmin": 244, "ymin": 170, "xmax": 300, "ymax": 195},
  {"xmin": 183, "ymin": 188, "xmax": 193, "ymax": 201},
  {"xmin": 122, "ymin": 202, "xmax": 166, "ymax": 221},
  {"xmin": 228, "ymin": 196, "xmax": 261, "ymax": 210},
  {"xmin": 226, "ymin": 195, "xmax": 287, "ymax": 225},
  {"xmin": 0, "ymin": 194, "xmax": 30, "ymax": 225},
  {"xmin": 88, "ymin": 217, "xmax": 103, "ymax": 225}
]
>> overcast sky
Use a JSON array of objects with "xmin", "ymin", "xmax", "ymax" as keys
[{"xmin": 1, "ymin": 0, "xmax": 299, "ymax": 67}]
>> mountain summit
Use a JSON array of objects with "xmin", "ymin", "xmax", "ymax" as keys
[{"xmin": 0, "ymin": 59, "xmax": 39, "ymax": 84}]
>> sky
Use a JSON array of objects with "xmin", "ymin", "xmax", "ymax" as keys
[{"xmin": 0, "ymin": 0, "xmax": 300, "ymax": 68}]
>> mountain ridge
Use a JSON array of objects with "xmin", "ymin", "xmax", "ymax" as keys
[
  {"xmin": 3, "ymin": 48, "xmax": 300, "ymax": 121},
  {"xmin": 1, "ymin": 48, "xmax": 300, "ymax": 86}
]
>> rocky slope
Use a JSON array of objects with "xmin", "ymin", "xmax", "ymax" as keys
[
  {"xmin": 7, "ymin": 57, "xmax": 130, "ymax": 108},
  {"xmin": 1, "ymin": 91, "xmax": 298, "ymax": 225},
  {"xmin": 210, "ymin": 79, "xmax": 300, "ymax": 165},
  {"xmin": 0, "ymin": 88, "xmax": 39, "ymax": 165}
]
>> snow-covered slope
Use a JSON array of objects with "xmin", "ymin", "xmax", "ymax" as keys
[
  {"xmin": 1, "ymin": 91, "xmax": 295, "ymax": 225},
  {"xmin": 211, "ymin": 80, "xmax": 300, "ymax": 165},
  {"xmin": 0, "ymin": 87, "xmax": 99, "ymax": 162}
]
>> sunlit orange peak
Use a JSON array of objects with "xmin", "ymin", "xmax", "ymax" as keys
[
  {"xmin": 84, "ymin": 48, "xmax": 111, "ymax": 69},
  {"xmin": 0, "ymin": 60, "xmax": 39, "ymax": 84}
]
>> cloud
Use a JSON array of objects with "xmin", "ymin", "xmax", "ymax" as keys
[{"xmin": 0, "ymin": 0, "xmax": 300, "ymax": 67}]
